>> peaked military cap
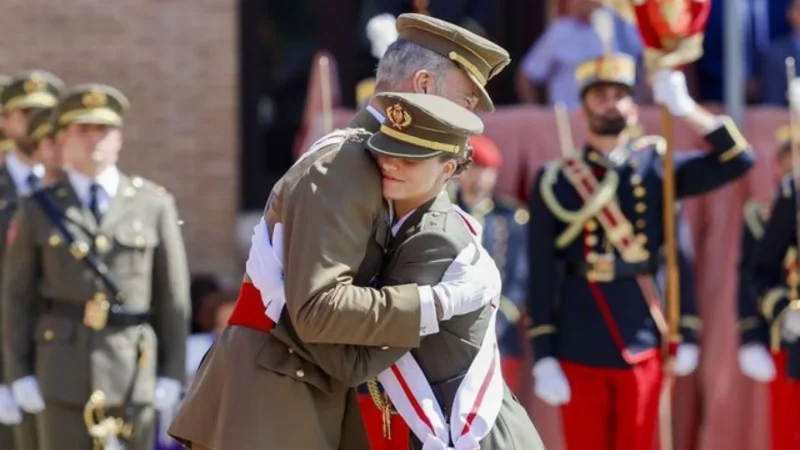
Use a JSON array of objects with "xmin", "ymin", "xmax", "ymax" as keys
[
  {"xmin": 367, "ymin": 92, "xmax": 484, "ymax": 159},
  {"xmin": 396, "ymin": 13, "xmax": 510, "ymax": 113},
  {"xmin": 575, "ymin": 52, "xmax": 636, "ymax": 97},
  {"xmin": 27, "ymin": 107, "xmax": 55, "ymax": 143},
  {"xmin": 54, "ymin": 83, "xmax": 130, "ymax": 128},
  {"xmin": 0, "ymin": 70, "xmax": 65, "ymax": 113}
]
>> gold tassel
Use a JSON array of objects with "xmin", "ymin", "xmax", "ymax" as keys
[{"xmin": 366, "ymin": 378, "xmax": 396, "ymax": 439}]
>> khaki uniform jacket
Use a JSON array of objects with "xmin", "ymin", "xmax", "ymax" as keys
[
  {"xmin": 170, "ymin": 109, "xmax": 424, "ymax": 450},
  {"xmin": 1, "ymin": 173, "xmax": 190, "ymax": 406}
]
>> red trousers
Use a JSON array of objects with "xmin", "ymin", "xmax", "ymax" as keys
[
  {"xmin": 768, "ymin": 351, "xmax": 800, "ymax": 450},
  {"xmin": 357, "ymin": 392, "xmax": 410, "ymax": 450},
  {"xmin": 560, "ymin": 358, "xmax": 663, "ymax": 450}
]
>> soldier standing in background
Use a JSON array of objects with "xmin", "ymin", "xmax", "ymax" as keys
[
  {"xmin": 1, "ymin": 83, "xmax": 191, "ymax": 450},
  {"xmin": 27, "ymin": 107, "xmax": 67, "ymax": 185},
  {"xmin": 747, "ymin": 126, "xmax": 800, "ymax": 450},
  {"xmin": 0, "ymin": 70, "xmax": 65, "ymax": 450},
  {"xmin": 450, "ymin": 134, "xmax": 530, "ymax": 396},
  {"xmin": 526, "ymin": 52, "xmax": 754, "ymax": 449},
  {"xmin": 0, "ymin": 75, "xmax": 13, "ymax": 167}
]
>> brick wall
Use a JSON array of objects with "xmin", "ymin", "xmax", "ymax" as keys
[{"xmin": 0, "ymin": 0, "xmax": 241, "ymax": 285}]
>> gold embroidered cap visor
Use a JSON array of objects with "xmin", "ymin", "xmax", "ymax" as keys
[
  {"xmin": 366, "ymin": 92, "xmax": 484, "ymax": 159},
  {"xmin": 27, "ymin": 107, "xmax": 54, "ymax": 143},
  {"xmin": 396, "ymin": 13, "xmax": 511, "ymax": 113},
  {"xmin": 576, "ymin": 53, "xmax": 636, "ymax": 98},
  {"xmin": 4, "ymin": 92, "xmax": 58, "ymax": 111},
  {"xmin": 0, "ymin": 70, "xmax": 65, "ymax": 113},
  {"xmin": 59, "ymin": 107, "xmax": 123, "ymax": 128}
]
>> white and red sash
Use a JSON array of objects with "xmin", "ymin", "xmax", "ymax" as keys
[{"xmin": 246, "ymin": 192, "xmax": 505, "ymax": 449}]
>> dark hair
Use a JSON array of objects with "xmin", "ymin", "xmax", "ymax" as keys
[{"xmin": 439, "ymin": 142, "xmax": 474, "ymax": 176}]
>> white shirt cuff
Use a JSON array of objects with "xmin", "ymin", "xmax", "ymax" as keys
[{"xmin": 417, "ymin": 286, "xmax": 440, "ymax": 337}]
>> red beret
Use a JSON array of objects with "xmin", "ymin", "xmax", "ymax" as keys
[{"xmin": 468, "ymin": 135, "xmax": 502, "ymax": 168}]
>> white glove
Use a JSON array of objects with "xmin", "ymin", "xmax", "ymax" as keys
[
  {"xmin": 153, "ymin": 377, "xmax": 182, "ymax": 411},
  {"xmin": 532, "ymin": 357, "xmax": 571, "ymax": 406},
  {"xmin": 11, "ymin": 376, "xmax": 44, "ymax": 413},
  {"xmin": 366, "ymin": 14, "xmax": 398, "ymax": 59},
  {"xmin": 673, "ymin": 343, "xmax": 700, "ymax": 376},
  {"xmin": 246, "ymin": 219, "xmax": 286, "ymax": 320},
  {"xmin": 788, "ymin": 78, "xmax": 800, "ymax": 110},
  {"xmin": 738, "ymin": 343, "xmax": 777, "ymax": 382},
  {"xmin": 0, "ymin": 385, "xmax": 21, "ymax": 425},
  {"xmin": 781, "ymin": 309, "xmax": 800, "ymax": 341},
  {"xmin": 652, "ymin": 69, "xmax": 697, "ymax": 116},
  {"xmin": 431, "ymin": 242, "xmax": 502, "ymax": 321}
]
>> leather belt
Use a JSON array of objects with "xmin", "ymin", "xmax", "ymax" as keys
[
  {"xmin": 46, "ymin": 299, "xmax": 151, "ymax": 328},
  {"xmin": 562, "ymin": 259, "xmax": 660, "ymax": 280}
]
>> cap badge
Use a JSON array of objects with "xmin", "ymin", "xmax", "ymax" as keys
[
  {"xmin": 23, "ymin": 74, "xmax": 46, "ymax": 93},
  {"xmin": 82, "ymin": 91, "xmax": 107, "ymax": 108},
  {"xmin": 386, "ymin": 103, "xmax": 412, "ymax": 130}
]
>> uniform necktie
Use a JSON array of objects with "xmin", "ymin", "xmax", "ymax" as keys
[
  {"xmin": 89, "ymin": 183, "xmax": 103, "ymax": 223},
  {"xmin": 25, "ymin": 173, "xmax": 39, "ymax": 192}
]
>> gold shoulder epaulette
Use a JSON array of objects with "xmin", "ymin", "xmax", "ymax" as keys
[
  {"xmin": 742, "ymin": 199, "xmax": 766, "ymax": 239},
  {"xmin": 630, "ymin": 135, "xmax": 666, "ymax": 154}
]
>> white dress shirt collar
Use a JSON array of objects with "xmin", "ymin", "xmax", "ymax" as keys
[
  {"xmin": 67, "ymin": 166, "xmax": 120, "ymax": 207},
  {"xmin": 5, "ymin": 152, "xmax": 44, "ymax": 194}
]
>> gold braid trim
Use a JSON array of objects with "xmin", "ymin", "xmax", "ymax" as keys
[
  {"xmin": 771, "ymin": 299, "xmax": 800, "ymax": 352},
  {"xmin": 498, "ymin": 296, "xmax": 521, "ymax": 324},
  {"xmin": 366, "ymin": 378, "xmax": 397, "ymax": 439},
  {"xmin": 540, "ymin": 160, "xmax": 619, "ymax": 248},
  {"xmin": 761, "ymin": 287, "xmax": 789, "ymax": 322}
]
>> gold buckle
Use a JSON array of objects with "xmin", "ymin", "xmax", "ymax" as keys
[
  {"xmin": 83, "ymin": 293, "xmax": 110, "ymax": 331},
  {"xmin": 586, "ymin": 253, "xmax": 616, "ymax": 283}
]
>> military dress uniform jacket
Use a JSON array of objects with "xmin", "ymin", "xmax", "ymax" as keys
[
  {"xmin": 752, "ymin": 177, "xmax": 800, "ymax": 380},
  {"xmin": 455, "ymin": 193, "xmax": 529, "ymax": 359},
  {"xmin": 0, "ymin": 173, "xmax": 190, "ymax": 407},
  {"xmin": 737, "ymin": 200, "xmax": 771, "ymax": 348},
  {"xmin": 170, "ymin": 109, "xmax": 428, "ymax": 450},
  {"xmin": 527, "ymin": 124, "xmax": 754, "ymax": 369}
]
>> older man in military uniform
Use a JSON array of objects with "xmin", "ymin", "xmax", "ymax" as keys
[
  {"xmin": 1, "ymin": 83, "xmax": 190, "ymax": 450},
  {"xmin": 0, "ymin": 70, "xmax": 65, "ymax": 450},
  {"xmin": 170, "ymin": 13, "xmax": 511, "ymax": 450},
  {"xmin": 526, "ymin": 52, "xmax": 754, "ymax": 450}
]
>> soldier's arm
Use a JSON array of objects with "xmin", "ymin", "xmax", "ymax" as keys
[
  {"xmin": 752, "ymin": 180, "xmax": 797, "ymax": 329},
  {"xmin": 737, "ymin": 209, "xmax": 768, "ymax": 346},
  {"xmin": 281, "ymin": 153, "xmax": 435, "ymax": 349},
  {"xmin": 1, "ymin": 200, "xmax": 40, "ymax": 382},
  {"xmin": 297, "ymin": 230, "xmax": 462, "ymax": 386},
  {"xmin": 151, "ymin": 193, "xmax": 190, "ymax": 382},
  {"xmin": 671, "ymin": 117, "xmax": 755, "ymax": 198},
  {"xmin": 526, "ymin": 168, "xmax": 560, "ymax": 363}
]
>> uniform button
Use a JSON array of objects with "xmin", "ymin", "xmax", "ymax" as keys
[
  {"xmin": 584, "ymin": 235, "xmax": 598, "ymax": 246},
  {"xmin": 43, "ymin": 330, "xmax": 54, "ymax": 341},
  {"xmin": 634, "ymin": 186, "xmax": 646, "ymax": 198},
  {"xmin": 288, "ymin": 348, "xmax": 294, "ymax": 354},
  {"xmin": 584, "ymin": 220, "xmax": 598, "ymax": 232},
  {"xmin": 295, "ymin": 369, "xmax": 305, "ymax": 378},
  {"xmin": 588, "ymin": 152, "xmax": 599, "ymax": 161},
  {"xmin": 48, "ymin": 234, "xmax": 61, "ymax": 247},
  {"xmin": 636, "ymin": 234, "xmax": 648, "ymax": 245},
  {"xmin": 381, "ymin": 346, "xmax": 389, "ymax": 350},
  {"xmin": 636, "ymin": 219, "xmax": 646, "ymax": 229},
  {"xmin": 630, "ymin": 175, "xmax": 642, "ymax": 185},
  {"xmin": 635, "ymin": 203, "xmax": 647, "ymax": 213}
]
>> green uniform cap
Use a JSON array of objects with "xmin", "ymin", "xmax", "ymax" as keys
[
  {"xmin": 27, "ymin": 107, "xmax": 55, "ymax": 143},
  {"xmin": 367, "ymin": 92, "xmax": 484, "ymax": 159},
  {"xmin": 54, "ymin": 83, "xmax": 130, "ymax": 129},
  {"xmin": 396, "ymin": 13, "xmax": 510, "ymax": 113},
  {"xmin": 0, "ymin": 70, "xmax": 65, "ymax": 113}
]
